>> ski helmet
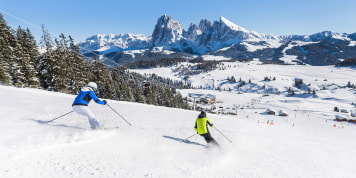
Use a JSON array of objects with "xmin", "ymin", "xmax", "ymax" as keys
[
  {"xmin": 87, "ymin": 82, "xmax": 98, "ymax": 91},
  {"xmin": 199, "ymin": 111, "xmax": 206, "ymax": 118}
]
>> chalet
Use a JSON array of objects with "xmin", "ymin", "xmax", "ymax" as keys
[
  {"xmin": 335, "ymin": 115, "xmax": 347, "ymax": 121},
  {"xmin": 266, "ymin": 109, "xmax": 276, "ymax": 115},
  {"xmin": 199, "ymin": 94, "xmax": 216, "ymax": 104},
  {"xmin": 205, "ymin": 94, "xmax": 216, "ymax": 104},
  {"xmin": 279, "ymin": 110, "xmax": 289, "ymax": 116}
]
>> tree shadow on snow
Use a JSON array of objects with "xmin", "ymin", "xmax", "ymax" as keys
[{"xmin": 162, "ymin": 135, "xmax": 206, "ymax": 147}]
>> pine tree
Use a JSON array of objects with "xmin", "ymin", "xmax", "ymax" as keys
[
  {"xmin": 50, "ymin": 35, "xmax": 69, "ymax": 91},
  {"xmin": 0, "ymin": 57, "xmax": 11, "ymax": 84},
  {"xmin": 347, "ymin": 81, "xmax": 352, "ymax": 88},
  {"xmin": 102, "ymin": 78, "xmax": 115, "ymax": 99},
  {"xmin": 175, "ymin": 91, "xmax": 184, "ymax": 108},
  {"xmin": 12, "ymin": 42, "xmax": 26, "ymax": 87},
  {"xmin": 66, "ymin": 35, "xmax": 86, "ymax": 93},
  {"xmin": 149, "ymin": 84, "xmax": 158, "ymax": 106},
  {"xmin": 40, "ymin": 24, "xmax": 53, "ymax": 52},
  {"xmin": 0, "ymin": 64, "xmax": 10, "ymax": 84},
  {"xmin": 0, "ymin": 13, "xmax": 16, "ymax": 85},
  {"xmin": 25, "ymin": 28, "xmax": 40, "ymax": 60},
  {"xmin": 134, "ymin": 85, "xmax": 145, "ymax": 103},
  {"xmin": 90, "ymin": 57, "xmax": 115, "ymax": 98},
  {"xmin": 143, "ymin": 86, "xmax": 158, "ymax": 105},
  {"xmin": 163, "ymin": 87, "xmax": 175, "ymax": 107},
  {"xmin": 110, "ymin": 69, "xmax": 123, "ymax": 100},
  {"xmin": 230, "ymin": 76, "xmax": 236, "ymax": 82},
  {"xmin": 15, "ymin": 26, "xmax": 40, "ymax": 88},
  {"xmin": 38, "ymin": 24, "xmax": 55, "ymax": 89},
  {"xmin": 121, "ymin": 82, "xmax": 134, "ymax": 101}
]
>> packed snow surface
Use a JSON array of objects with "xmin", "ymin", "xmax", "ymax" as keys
[{"xmin": 1, "ymin": 63, "xmax": 356, "ymax": 177}]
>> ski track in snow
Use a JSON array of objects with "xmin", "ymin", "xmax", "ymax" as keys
[{"xmin": 1, "ymin": 64, "xmax": 356, "ymax": 177}]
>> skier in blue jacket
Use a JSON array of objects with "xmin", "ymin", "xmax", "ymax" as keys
[{"xmin": 72, "ymin": 82, "xmax": 107, "ymax": 129}]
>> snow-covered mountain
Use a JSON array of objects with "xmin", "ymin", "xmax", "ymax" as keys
[
  {"xmin": 79, "ymin": 33, "xmax": 150, "ymax": 54},
  {"xmin": 78, "ymin": 14, "xmax": 356, "ymax": 66},
  {"xmin": 193, "ymin": 16, "xmax": 279, "ymax": 53}
]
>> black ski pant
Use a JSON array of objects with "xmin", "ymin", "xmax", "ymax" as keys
[{"xmin": 200, "ymin": 132, "xmax": 219, "ymax": 145}]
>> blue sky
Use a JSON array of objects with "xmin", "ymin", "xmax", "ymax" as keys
[{"xmin": 1, "ymin": 0, "xmax": 356, "ymax": 43}]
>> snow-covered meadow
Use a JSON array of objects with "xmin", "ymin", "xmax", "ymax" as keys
[{"xmin": 1, "ymin": 61, "xmax": 356, "ymax": 178}]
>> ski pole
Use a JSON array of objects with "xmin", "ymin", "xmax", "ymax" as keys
[
  {"xmin": 182, "ymin": 133, "xmax": 197, "ymax": 142},
  {"xmin": 214, "ymin": 127, "xmax": 233, "ymax": 143},
  {"xmin": 107, "ymin": 104, "xmax": 132, "ymax": 126},
  {"xmin": 47, "ymin": 111, "xmax": 73, "ymax": 123}
]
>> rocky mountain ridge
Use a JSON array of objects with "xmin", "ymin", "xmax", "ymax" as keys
[{"xmin": 78, "ymin": 14, "xmax": 356, "ymax": 66}]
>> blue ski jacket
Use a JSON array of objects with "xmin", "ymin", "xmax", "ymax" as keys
[{"xmin": 72, "ymin": 87, "xmax": 106, "ymax": 106}]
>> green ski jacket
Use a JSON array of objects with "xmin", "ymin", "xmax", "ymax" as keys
[{"xmin": 195, "ymin": 115, "xmax": 214, "ymax": 134}]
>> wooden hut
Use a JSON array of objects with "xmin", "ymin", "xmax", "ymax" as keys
[
  {"xmin": 335, "ymin": 115, "xmax": 347, "ymax": 121},
  {"xmin": 279, "ymin": 110, "xmax": 289, "ymax": 116},
  {"xmin": 266, "ymin": 109, "xmax": 276, "ymax": 115}
]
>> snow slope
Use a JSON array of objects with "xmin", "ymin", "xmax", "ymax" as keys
[{"xmin": 1, "ymin": 83, "xmax": 356, "ymax": 177}]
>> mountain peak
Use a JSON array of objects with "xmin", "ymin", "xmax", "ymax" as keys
[
  {"xmin": 310, "ymin": 30, "xmax": 349, "ymax": 41},
  {"xmin": 219, "ymin": 16, "xmax": 229, "ymax": 23},
  {"xmin": 219, "ymin": 16, "xmax": 248, "ymax": 32},
  {"xmin": 159, "ymin": 14, "xmax": 171, "ymax": 21},
  {"xmin": 151, "ymin": 14, "xmax": 184, "ymax": 47}
]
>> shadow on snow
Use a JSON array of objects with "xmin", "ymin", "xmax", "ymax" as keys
[
  {"xmin": 162, "ymin": 135, "xmax": 207, "ymax": 147},
  {"xmin": 28, "ymin": 118, "xmax": 86, "ymax": 130}
]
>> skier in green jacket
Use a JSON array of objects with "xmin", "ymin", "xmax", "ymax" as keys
[{"xmin": 194, "ymin": 111, "xmax": 219, "ymax": 146}]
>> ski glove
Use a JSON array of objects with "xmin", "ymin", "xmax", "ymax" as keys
[{"xmin": 103, "ymin": 100, "xmax": 107, "ymax": 105}]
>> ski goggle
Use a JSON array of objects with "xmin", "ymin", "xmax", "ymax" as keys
[{"xmin": 89, "ymin": 87, "xmax": 97, "ymax": 92}]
